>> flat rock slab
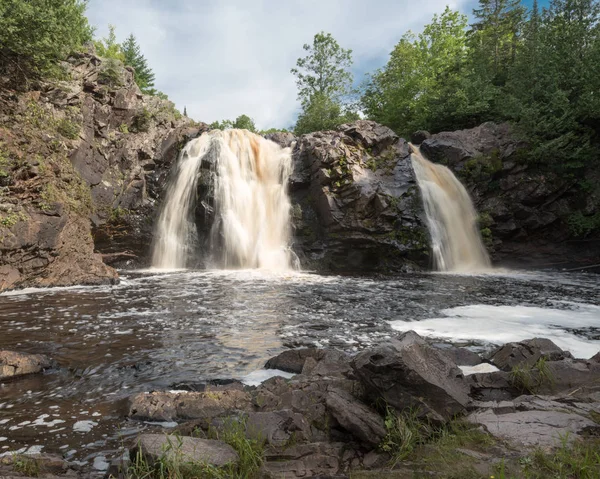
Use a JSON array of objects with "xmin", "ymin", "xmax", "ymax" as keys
[
  {"xmin": 129, "ymin": 390, "xmax": 252, "ymax": 421},
  {"xmin": 0, "ymin": 351, "xmax": 52, "ymax": 379},
  {"xmin": 467, "ymin": 409, "xmax": 596, "ymax": 447},
  {"xmin": 133, "ymin": 434, "xmax": 238, "ymax": 467}
]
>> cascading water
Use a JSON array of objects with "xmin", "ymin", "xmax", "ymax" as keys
[
  {"xmin": 151, "ymin": 129, "xmax": 295, "ymax": 270},
  {"xmin": 410, "ymin": 144, "xmax": 491, "ymax": 272}
]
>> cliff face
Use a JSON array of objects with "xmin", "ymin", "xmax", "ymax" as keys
[
  {"xmin": 418, "ymin": 122, "xmax": 600, "ymax": 268},
  {"xmin": 0, "ymin": 51, "xmax": 205, "ymax": 291},
  {"xmin": 290, "ymin": 121, "xmax": 429, "ymax": 271}
]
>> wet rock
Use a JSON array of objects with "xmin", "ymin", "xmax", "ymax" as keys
[
  {"xmin": 325, "ymin": 387, "xmax": 386, "ymax": 446},
  {"xmin": 264, "ymin": 131, "xmax": 296, "ymax": 148},
  {"xmin": 265, "ymin": 348, "xmax": 323, "ymax": 374},
  {"xmin": 132, "ymin": 434, "xmax": 238, "ymax": 467},
  {"xmin": 128, "ymin": 390, "xmax": 252, "ymax": 421},
  {"xmin": 245, "ymin": 410, "xmax": 311, "ymax": 447},
  {"xmin": 467, "ymin": 408, "xmax": 596, "ymax": 447},
  {"xmin": 410, "ymin": 130, "xmax": 431, "ymax": 145},
  {"xmin": 490, "ymin": 338, "xmax": 572, "ymax": 371},
  {"xmin": 0, "ymin": 453, "xmax": 67, "ymax": 474},
  {"xmin": 0, "ymin": 351, "xmax": 53, "ymax": 379},
  {"xmin": 352, "ymin": 331, "xmax": 470, "ymax": 421},
  {"xmin": 290, "ymin": 119, "xmax": 428, "ymax": 272}
]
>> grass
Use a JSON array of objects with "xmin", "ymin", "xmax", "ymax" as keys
[
  {"xmin": 127, "ymin": 417, "xmax": 265, "ymax": 479},
  {"xmin": 510, "ymin": 356, "xmax": 554, "ymax": 394},
  {"xmin": 12, "ymin": 454, "xmax": 41, "ymax": 477}
]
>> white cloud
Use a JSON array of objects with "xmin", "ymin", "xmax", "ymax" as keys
[{"xmin": 86, "ymin": 0, "xmax": 476, "ymax": 129}]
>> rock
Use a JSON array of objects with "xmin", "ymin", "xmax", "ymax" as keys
[
  {"xmin": 290, "ymin": 120, "xmax": 428, "ymax": 272},
  {"xmin": 410, "ymin": 130, "xmax": 431, "ymax": 145},
  {"xmin": 466, "ymin": 370, "xmax": 515, "ymax": 401},
  {"xmin": 245, "ymin": 410, "xmax": 311, "ymax": 447},
  {"xmin": 490, "ymin": 338, "xmax": 573, "ymax": 371},
  {"xmin": 433, "ymin": 343, "xmax": 482, "ymax": 366},
  {"xmin": 352, "ymin": 331, "xmax": 470, "ymax": 421},
  {"xmin": 467, "ymin": 408, "xmax": 596, "ymax": 448},
  {"xmin": 264, "ymin": 132, "xmax": 296, "ymax": 148},
  {"xmin": 132, "ymin": 434, "xmax": 238, "ymax": 467},
  {"xmin": 261, "ymin": 442, "xmax": 347, "ymax": 478},
  {"xmin": 0, "ymin": 351, "xmax": 53, "ymax": 379},
  {"xmin": 325, "ymin": 387, "xmax": 386, "ymax": 446},
  {"xmin": 590, "ymin": 351, "xmax": 600, "ymax": 363},
  {"xmin": 265, "ymin": 348, "xmax": 323, "ymax": 374},
  {"xmin": 0, "ymin": 453, "xmax": 67, "ymax": 474},
  {"xmin": 128, "ymin": 390, "xmax": 252, "ymax": 421},
  {"xmin": 542, "ymin": 359, "xmax": 600, "ymax": 394}
]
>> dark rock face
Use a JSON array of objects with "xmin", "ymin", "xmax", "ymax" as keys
[
  {"xmin": 490, "ymin": 338, "xmax": 573, "ymax": 371},
  {"xmin": 351, "ymin": 331, "xmax": 470, "ymax": 421},
  {"xmin": 290, "ymin": 120, "xmax": 428, "ymax": 272},
  {"xmin": 264, "ymin": 348, "xmax": 324, "ymax": 374},
  {"xmin": 419, "ymin": 122, "xmax": 600, "ymax": 267},
  {"xmin": 264, "ymin": 131, "xmax": 296, "ymax": 148},
  {"xmin": 0, "ymin": 350, "xmax": 53, "ymax": 379}
]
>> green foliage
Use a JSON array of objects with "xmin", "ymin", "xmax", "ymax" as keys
[
  {"xmin": 520, "ymin": 436, "xmax": 600, "ymax": 479},
  {"xmin": 119, "ymin": 123, "xmax": 129, "ymax": 134},
  {"xmin": 210, "ymin": 114, "xmax": 257, "ymax": 133},
  {"xmin": 0, "ymin": 211, "xmax": 26, "ymax": 228},
  {"xmin": 132, "ymin": 108, "xmax": 152, "ymax": 133},
  {"xmin": 568, "ymin": 211, "xmax": 600, "ymax": 239},
  {"xmin": 98, "ymin": 57, "xmax": 123, "ymax": 87},
  {"xmin": 121, "ymin": 33, "xmax": 156, "ymax": 94},
  {"xmin": 294, "ymin": 92, "xmax": 359, "ymax": 135},
  {"xmin": 292, "ymin": 32, "xmax": 357, "ymax": 134},
  {"xmin": 380, "ymin": 407, "xmax": 433, "ymax": 463},
  {"xmin": 94, "ymin": 25, "xmax": 123, "ymax": 61},
  {"xmin": 11, "ymin": 455, "xmax": 40, "ymax": 477},
  {"xmin": 510, "ymin": 357, "xmax": 554, "ymax": 394},
  {"xmin": 0, "ymin": 0, "xmax": 93, "ymax": 80},
  {"xmin": 56, "ymin": 118, "xmax": 80, "ymax": 140},
  {"xmin": 260, "ymin": 127, "xmax": 290, "ymax": 135}
]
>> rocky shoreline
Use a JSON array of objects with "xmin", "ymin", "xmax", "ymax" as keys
[{"xmin": 2, "ymin": 332, "xmax": 599, "ymax": 478}]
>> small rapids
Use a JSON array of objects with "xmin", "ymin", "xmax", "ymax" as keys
[{"xmin": 0, "ymin": 269, "xmax": 598, "ymax": 471}]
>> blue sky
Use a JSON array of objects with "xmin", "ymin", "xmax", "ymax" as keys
[{"xmin": 86, "ymin": 1, "xmax": 543, "ymax": 130}]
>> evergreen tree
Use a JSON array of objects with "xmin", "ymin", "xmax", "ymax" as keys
[
  {"xmin": 183, "ymin": 106, "xmax": 187, "ymax": 117},
  {"xmin": 469, "ymin": 0, "xmax": 526, "ymax": 86},
  {"xmin": 121, "ymin": 34, "xmax": 155, "ymax": 93}
]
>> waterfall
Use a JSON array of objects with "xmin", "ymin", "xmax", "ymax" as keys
[
  {"xmin": 151, "ymin": 129, "xmax": 295, "ymax": 270},
  {"xmin": 410, "ymin": 144, "xmax": 491, "ymax": 272}
]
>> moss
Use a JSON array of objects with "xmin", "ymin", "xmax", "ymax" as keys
[
  {"xmin": 119, "ymin": 123, "xmax": 129, "ymax": 134},
  {"xmin": 460, "ymin": 149, "xmax": 503, "ymax": 182},
  {"xmin": 0, "ymin": 211, "xmax": 26, "ymax": 228},
  {"xmin": 568, "ymin": 211, "xmax": 600, "ymax": 239}
]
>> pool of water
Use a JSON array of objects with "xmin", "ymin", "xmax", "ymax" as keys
[{"xmin": 0, "ymin": 269, "xmax": 598, "ymax": 470}]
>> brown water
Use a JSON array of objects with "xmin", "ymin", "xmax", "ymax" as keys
[{"xmin": 0, "ymin": 269, "xmax": 598, "ymax": 472}]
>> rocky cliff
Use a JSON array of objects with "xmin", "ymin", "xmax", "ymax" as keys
[
  {"xmin": 417, "ymin": 122, "xmax": 600, "ymax": 268},
  {"xmin": 290, "ymin": 121, "xmax": 429, "ymax": 271},
  {"xmin": 0, "ymin": 51, "xmax": 205, "ymax": 291}
]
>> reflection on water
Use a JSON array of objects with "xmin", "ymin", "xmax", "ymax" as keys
[{"xmin": 0, "ymin": 269, "xmax": 598, "ymax": 468}]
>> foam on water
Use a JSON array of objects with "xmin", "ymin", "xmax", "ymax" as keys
[
  {"xmin": 241, "ymin": 369, "xmax": 296, "ymax": 386},
  {"xmin": 390, "ymin": 302, "xmax": 600, "ymax": 358}
]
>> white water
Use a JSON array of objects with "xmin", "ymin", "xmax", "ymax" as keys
[
  {"xmin": 390, "ymin": 302, "xmax": 600, "ymax": 359},
  {"xmin": 410, "ymin": 145, "xmax": 491, "ymax": 272},
  {"xmin": 152, "ymin": 129, "xmax": 295, "ymax": 270}
]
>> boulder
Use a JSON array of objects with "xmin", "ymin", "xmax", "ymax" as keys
[
  {"xmin": 128, "ymin": 390, "xmax": 252, "ymax": 421},
  {"xmin": 467, "ymin": 409, "xmax": 596, "ymax": 448},
  {"xmin": 466, "ymin": 370, "xmax": 515, "ymax": 401},
  {"xmin": 245, "ymin": 410, "xmax": 311, "ymax": 447},
  {"xmin": 490, "ymin": 338, "xmax": 572, "ymax": 371},
  {"xmin": 0, "ymin": 351, "xmax": 53, "ymax": 379},
  {"xmin": 261, "ymin": 442, "xmax": 347, "ymax": 478},
  {"xmin": 264, "ymin": 132, "xmax": 296, "ymax": 148},
  {"xmin": 351, "ymin": 331, "xmax": 470, "ymax": 421},
  {"xmin": 132, "ymin": 434, "xmax": 238, "ymax": 467},
  {"xmin": 325, "ymin": 387, "xmax": 386, "ymax": 447},
  {"xmin": 265, "ymin": 348, "xmax": 323, "ymax": 374},
  {"xmin": 432, "ymin": 343, "xmax": 482, "ymax": 366}
]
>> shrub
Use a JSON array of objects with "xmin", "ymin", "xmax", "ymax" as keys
[{"xmin": 131, "ymin": 108, "xmax": 152, "ymax": 133}]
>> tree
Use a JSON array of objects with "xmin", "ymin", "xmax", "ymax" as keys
[
  {"xmin": 94, "ymin": 25, "xmax": 123, "ymax": 61},
  {"xmin": 121, "ymin": 34, "xmax": 155, "ymax": 93},
  {"xmin": 294, "ymin": 92, "xmax": 359, "ymax": 135},
  {"xmin": 291, "ymin": 32, "xmax": 354, "ymax": 105},
  {"xmin": 362, "ymin": 8, "xmax": 476, "ymax": 135},
  {"xmin": 209, "ymin": 114, "xmax": 257, "ymax": 132},
  {"xmin": 0, "ymin": 0, "xmax": 93, "ymax": 80},
  {"xmin": 291, "ymin": 32, "xmax": 356, "ymax": 134},
  {"xmin": 183, "ymin": 106, "xmax": 187, "ymax": 117},
  {"xmin": 469, "ymin": 0, "xmax": 526, "ymax": 86}
]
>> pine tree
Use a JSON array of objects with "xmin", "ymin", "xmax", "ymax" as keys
[
  {"xmin": 183, "ymin": 106, "xmax": 187, "ymax": 117},
  {"xmin": 121, "ymin": 34, "xmax": 155, "ymax": 93}
]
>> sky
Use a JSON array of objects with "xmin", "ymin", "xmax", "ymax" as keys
[{"xmin": 86, "ymin": 0, "xmax": 542, "ymax": 130}]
